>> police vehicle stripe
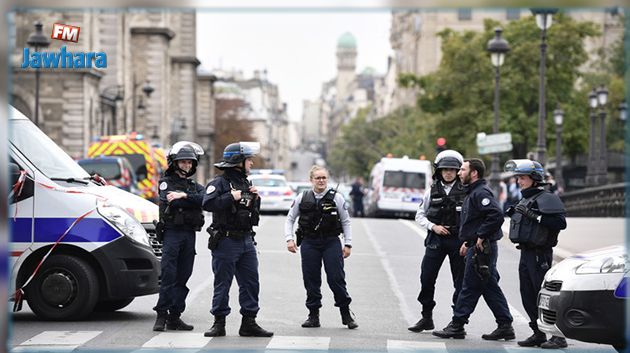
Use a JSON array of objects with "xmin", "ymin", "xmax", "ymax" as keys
[{"xmin": 10, "ymin": 217, "xmax": 122, "ymax": 243}]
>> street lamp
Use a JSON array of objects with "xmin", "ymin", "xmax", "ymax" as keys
[
  {"xmin": 586, "ymin": 88, "xmax": 599, "ymax": 186},
  {"xmin": 26, "ymin": 21, "xmax": 51, "ymax": 127},
  {"xmin": 619, "ymin": 100, "xmax": 627, "ymax": 123},
  {"xmin": 553, "ymin": 105, "xmax": 564, "ymax": 192},
  {"xmin": 486, "ymin": 27, "xmax": 510, "ymax": 196},
  {"xmin": 596, "ymin": 85, "xmax": 608, "ymax": 185},
  {"xmin": 531, "ymin": 8, "xmax": 558, "ymax": 167}
]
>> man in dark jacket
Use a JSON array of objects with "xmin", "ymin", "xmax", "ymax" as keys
[
  {"xmin": 202, "ymin": 142, "xmax": 273, "ymax": 338},
  {"xmin": 433, "ymin": 158, "xmax": 514, "ymax": 341},
  {"xmin": 153, "ymin": 141, "xmax": 206, "ymax": 332},
  {"xmin": 505, "ymin": 159, "xmax": 567, "ymax": 349}
]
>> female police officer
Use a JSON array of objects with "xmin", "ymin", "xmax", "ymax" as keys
[
  {"xmin": 284, "ymin": 165, "xmax": 357, "ymax": 329},
  {"xmin": 504, "ymin": 159, "xmax": 567, "ymax": 349},
  {"xmin": 202, "ymin": 142, "xmax": 273, "ymax": 338},
  {"xmin": 153, "ymin": 141, "xmax": 206, "ymax": 331}
]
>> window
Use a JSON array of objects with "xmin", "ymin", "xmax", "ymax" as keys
[
  {"xmin": 383, "ymin": 171, "xmax": 426, "ymax": 189},
  {"xmin": 506, "ymin": 8, "xmax": 520, "ymax": 20},
  {"xmin": 458, "ymin": 8, "xmax": 472, "ymax": 21}
]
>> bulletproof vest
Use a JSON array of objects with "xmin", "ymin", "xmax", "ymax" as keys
[
  {"xmin": 508, "ymin": 190, "xmax": 561, "ymax": 248},
  {"xmin": 426, "ymin": 180, "xmax": 466, "ymax": 236},
  {"xmin": 212, "ymin": 172, "xmax": 259, "ymax": 232},
  {"xmin": 296, "ymin": 189, "xmax": 343, "ymax": 237},
  {"xmin": 159, "ymin": 175, "xmax": 204, "ymax": 231}
]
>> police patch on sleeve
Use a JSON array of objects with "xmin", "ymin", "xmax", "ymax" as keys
[
  {"xmin": 343, "ymin": 201, "xmax": 349, "ymax": 210},
  {"xmin": 481, "ymin": 198, "xmax": 490, "ymax": 206},
  {"xmin": 159, "ymin": 182, "xmax": 168, "ymax": 191},
  {"xmin": 206, "ymin": 185, "xmax": 216, "ymax": 194}
]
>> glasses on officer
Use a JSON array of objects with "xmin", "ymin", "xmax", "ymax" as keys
[{"xmin": 312, "ymin": 176, "xmax": 327, "ymax": 180}]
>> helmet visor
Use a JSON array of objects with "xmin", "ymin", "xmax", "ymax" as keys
[
  {"xmin": 170, "ymin": 141, "xmax": 205, "ymax": 156},
  {"xmin": 240, "ymin": 142, "xmax": 260, "ymax": 157}
]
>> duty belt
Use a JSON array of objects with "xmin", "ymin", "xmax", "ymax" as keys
[{"xmin": 222, "ymin": 230, "xmax": 252, "ymax": 239}]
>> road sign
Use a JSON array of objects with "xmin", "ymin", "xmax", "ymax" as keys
[
  {"xmin": 476, "ymin": 132, "xmax": 512, "ymax": 147},
  {"xmin": 478, "ymin": 143, "xmax": 513, "ymax": 155}
]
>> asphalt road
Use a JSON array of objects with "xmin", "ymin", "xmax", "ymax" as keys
[{"xmin": 10, "ymin": 215, "xmax": 622, "ymax": 352}]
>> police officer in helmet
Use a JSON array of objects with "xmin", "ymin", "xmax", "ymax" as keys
[
  {"xmin": 284, "ymin": 165, "xmax": 357, "ymax": 329},
  {"xmin": 153, "ymin": 141, "xmax": 206, "ymax": 331},
  {"xmin": 409, "ymin": 150, "xmax": 466, "ymax": 333},
  {"xmin": 505, "ymin": 159, "xmax": 567, "ymax": 349},
  {"xmin": 202, "ymin": 142, "xmax": 273, "ymax": 337}
]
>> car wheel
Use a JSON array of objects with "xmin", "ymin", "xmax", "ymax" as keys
[
  {"xmin": 25, "ymin": 255, "xmax": 99, "ymax": 320},
  {"xmin": 93, "ymin": 298, "xmax": 134, "ymax": 312}
]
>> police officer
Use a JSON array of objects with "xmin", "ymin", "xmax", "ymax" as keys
[
  {"xmin": 284, "ymin": 165, "xmax": 357, "ymax": 329},
  {"xmin": 409, "ymin": 150, "xmax": 466, "ymax": 333},
  {"xmin": 153, "ymin": 141, "xmax": 206, "ymax": 332},
  {"xmin": 202, "ymin": 141, "xmax": 273, "ymax": 338},
  {"xmin": 433, "ymin": 158, "xmax": 514, "ymax": 340},
  {"xmin": 505, "ymin": 159, "xmax": 567, "ymax": 349}
]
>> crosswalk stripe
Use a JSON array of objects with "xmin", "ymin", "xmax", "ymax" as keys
[
  {"xmin": 387, "ymin": 339, "xmax": 446, "ymax": 351},
  {"xmin": 12, "ymin": 346, "xmax": 78, "ymax": 352},
  {"xmin": 141, "ymin": 332, "xmax": 212, "ymax": 348},
  {"xmin": 18, "ymin": 331, "xmax": 102, "ymax": 347},
  {"xmin": 504, "ymin": 347, "xmax": 549, "ymax": 353},
  {"xmin": 266, "ymin": 335, "xmax": 330, "ymax": 350}
]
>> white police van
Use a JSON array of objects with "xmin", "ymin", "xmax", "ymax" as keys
[
  {"xmin": 366, "ymin": 156, "xmax": 432, "ymax": 218},
  {"xmin": 8, "ymin": 106, "xmax": 161, "ymax": 320}
]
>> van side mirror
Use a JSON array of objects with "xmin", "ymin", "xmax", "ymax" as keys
[
  {"xmin": 9, "ymin": 163, "xmax": 21, "ymax": 187},
  {"xmin": 137, "ymin": 165, "xmax": 148, "ymax": 180}
]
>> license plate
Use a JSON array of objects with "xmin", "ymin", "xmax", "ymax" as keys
[{"xmin": 538, "ymin": 294, "xmax": 550, "ymax": 310}]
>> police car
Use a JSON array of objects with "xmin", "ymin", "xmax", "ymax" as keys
[
  {"xmin": 249, "ymin": 173, "xmax": 295, "ymax": 214},
  {"xmin": 537, "ymin": 245, "xmax": 627, "ymax": 352}
]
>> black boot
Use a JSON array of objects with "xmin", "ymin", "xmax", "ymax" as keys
[
  {"xmin": 432, "ymin": 321, "xmax": 466, "ymax": 339},
  {"xmin": 153, "ymin": 312, "xmax": 167, "ymax": 332},
  {"xmin": 408, "ymin": 316, "xmax": 434, "ymax": 332},
  {"xmin": 481, "ymin": 323, "xmax": 515, "ymax": 341},
  {"xmin": 518, "ymin": 322, "xmax": 547, "ymax": 347},
  {"xmin": 301, "ymin": 309, "xmax": 320, "ymax": 328},
  {"xmin": 540, "ymin": 336, "xmax": 567, "ymax": 349},
  {"xmin": 340, "ymin": 306, "xmax": 358, "ymax": 329},
  {"xmin": 204, "ymin": 316, "xmax": 226, "ymax": 337},
  {"xmin": 166, "ymin": 313, "xmax": 194, "ymax": 331},
  {"xmin": 239, "ymin": 316, "xmax": 274, "ymax": 337}
]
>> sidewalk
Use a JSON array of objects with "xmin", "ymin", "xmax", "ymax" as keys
[{"xmin": 501, "ymin": 217, "xmax": 625, "ymax": 260}]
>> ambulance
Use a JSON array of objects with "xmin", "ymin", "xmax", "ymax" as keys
[
  {"xmin": 366, "ymin": 156, "xmax": 432, "ymax": 218},
  {"xmin": 8, "ymin": 106, "xmax": 161, "ymax": 320},
  {"xmin": 87, "ymin": 133, "xmax": 167, "ymax": 203}
]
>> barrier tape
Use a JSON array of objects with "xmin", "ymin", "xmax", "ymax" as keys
[{"xmin": 10, "ymin": 174, "xmax": 109, "ymax": 312}]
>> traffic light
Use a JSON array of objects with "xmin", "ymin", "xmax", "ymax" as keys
[{"xmin": 436, "ymin": 137, "xmax": 447, "ymax": 153}]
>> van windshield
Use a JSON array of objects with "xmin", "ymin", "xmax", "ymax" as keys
[
  {"xmin": 10, "ymin": 119, "xmax": 90, "ymax": 179},
  {"xmin": 383, "ymin": 171, "xmax": 426, "ymax": 189},
  {"xmin": 78, "ymin": 160, "xmax": 121, "ymax": 180}
]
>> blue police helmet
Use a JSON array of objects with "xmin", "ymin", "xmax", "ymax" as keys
[
  {"xmin": 214, "ymin": 142, "xmax": 260, "ymax": 169},
  {"xmin": 504, "ymin": 159, "xmax": 545, "ymax": 182}
]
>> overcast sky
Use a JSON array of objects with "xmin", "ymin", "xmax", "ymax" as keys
[{"xmin": 196, "ymin": 11, "xmax": 392, "ymax": 121}]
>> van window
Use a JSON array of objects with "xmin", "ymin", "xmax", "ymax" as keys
[
  {"xmin": 119, "ymin": 153, "xmax": 147, "ymax": 179},
  {"xmin": 78, "ymin": 160, "xmax": 121, "ymax": 180},
  {"xmin": 10, "ymin": 120, "xmax": 90, "ymax": 179},
  {"xmin": 384, "ymin": 171, "xmax": 426, "ymax": 189}
]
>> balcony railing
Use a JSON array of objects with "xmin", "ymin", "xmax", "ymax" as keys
[{"xmin": 560, "ymin": 182, "xmax": 627, "ymax": 217}]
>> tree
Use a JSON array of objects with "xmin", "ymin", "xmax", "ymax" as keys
[
  {"xmin": 406, "ymin": 14, "xmax": 600, "ymax": 159},
  {"xmin": 213, "ymin": 98, "xmax": 260, "ymax": 167}
]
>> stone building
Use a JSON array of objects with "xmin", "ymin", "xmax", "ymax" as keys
[{"xmin": 10, "ymin": 10, "xmax": 205, "ymax": 161}]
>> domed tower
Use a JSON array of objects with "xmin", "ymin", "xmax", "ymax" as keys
[{"xmin": 335, "ymin": 32, "xmax": 357, "ymax": 105}]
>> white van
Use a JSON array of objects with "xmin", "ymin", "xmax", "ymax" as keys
[
  {"xmin": 366, "ymin": 156, "xmax": 432, "ymax": 218},
  {"xmin": 8, "ymin": 106, "xmax": 161, "ymax": 320}
]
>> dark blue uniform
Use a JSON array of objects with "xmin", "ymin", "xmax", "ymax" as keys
[
  {"xmin": 452, "ymin": 179, "xmax": 512, "ymax": 326},
  {"xmin": 510, "ymin": 187, "xmax": 566, "ymax": 326},
  {"xmin": 202, "ymin": 168, "xmax": 261, "ymax": 318},
  {"xmin": 153, "ymin": 174, "xmax": 205, "ymax": 317},
  {"xmin": 415, "ymin": 180, "xmax": 466, "ymax": 318}
]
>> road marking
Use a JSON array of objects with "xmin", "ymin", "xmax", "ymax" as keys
[
  {"xmin": 387, "ymin": 339, "xmax": 446, "ymax": 351},
  {"xmin": 361, "ymin": 218, "xmax": 415, "ymax": 326},
  {"xmin": 266, "ymin": 335, "xmax": 330, "ymax": 350},
  {"xmin": 141, "ymin": 332, "xmax": 211, "ymax": 348},
  {"xmin": 398, "ymin": 219, "xmax": 426, "ymax": 239},
  {"xmin": 16, "ymin": 331, "xmax": 102, "ymax": 351},
  {"xmin": 401, "ymin": 219, "xmax": 529, "ymax": 325},
  {"xmin": 504, "ymin": 347, "xmax": 549, "ymax": 353}
]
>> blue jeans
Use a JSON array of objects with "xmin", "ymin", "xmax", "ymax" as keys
[
  {"xmin": 300, "ymin": 236, "xmax": 351, "ymax": 310},
  {"xmin": 210, "ymin": 235, "xmax": 260, "ymax": 317},
  {"xmin": 153, "ymin": 228, "xmax": 196, "ymax": 315}
]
